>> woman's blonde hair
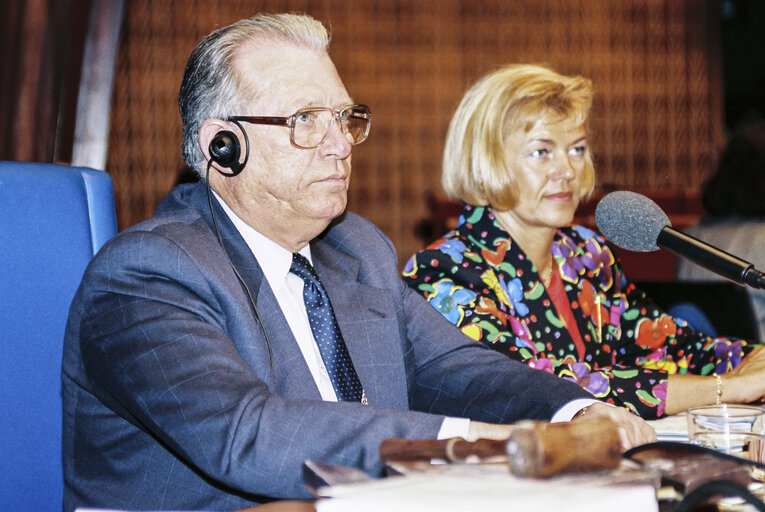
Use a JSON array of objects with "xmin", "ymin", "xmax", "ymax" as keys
[{"xmin": 442, "ymin": 64, "xmax": 596, "ymax": 210}]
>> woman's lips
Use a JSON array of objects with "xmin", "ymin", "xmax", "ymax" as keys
[{"xmin": 545, "ymin": 191, "xmax": 573, "ymax": 201}]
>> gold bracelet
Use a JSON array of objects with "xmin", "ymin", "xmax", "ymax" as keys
[{"xmin": 713, "ymin": 373, "xmax": 723, "ymax": 405}]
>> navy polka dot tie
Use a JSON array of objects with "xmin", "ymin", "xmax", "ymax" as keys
[{"xmin": 290, "ymin": 253, "xmax": 364, "ymax": 402}]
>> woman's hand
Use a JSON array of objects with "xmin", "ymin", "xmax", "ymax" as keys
[
  {"xmin": 665, "ymin": 346, "xmax": 765, "ymax": 414},
  {"xmin": 574, "ymin": 402, "xmax": 656, "ymax": 451},
  {"xmin": 724, "ymin": 345, "xmax": 765, "ymax": 403}
]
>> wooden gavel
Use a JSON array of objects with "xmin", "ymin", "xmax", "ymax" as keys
[{"xmin": 379, "ymin": 416, "xmax": 622, "ymax": 478}]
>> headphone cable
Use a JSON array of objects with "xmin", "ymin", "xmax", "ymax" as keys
[{"xmin": 205, "ymin": 160, "xmax": 274, "ymax": 370}]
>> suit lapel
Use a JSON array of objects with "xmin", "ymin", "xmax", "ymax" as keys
[
  {"xmin": 310, "ymin": 240, "xmax": 410, "ymax": 410},
  {"xmin": 188, "ymin": 184, "xmax": 408, "ymax": 408},
  {"xmin": 193, "ymin": 184, "xmax": 321, "ymax": 400}
]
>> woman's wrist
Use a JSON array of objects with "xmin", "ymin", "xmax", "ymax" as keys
[
  {"xmin": 714, "ymin": 372, "xmax": 748, "ymax": 405},
  {"xmin": 712, "ymin": 373, "xmax": 723, "ymax": 405}
]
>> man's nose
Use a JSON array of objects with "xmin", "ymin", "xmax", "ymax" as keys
[{"xmin": 319, "ymin": 117, "xmax": 352, "ymax": 159}]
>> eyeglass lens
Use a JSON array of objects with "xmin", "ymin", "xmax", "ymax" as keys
[{"xmin": 293, "ymin": 106, "xmax": 370, "ymax": 148}]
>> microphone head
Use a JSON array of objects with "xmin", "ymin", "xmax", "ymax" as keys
[{"xmin": 594, "ymin": 191, "xmax": 671, "ymax": 252}]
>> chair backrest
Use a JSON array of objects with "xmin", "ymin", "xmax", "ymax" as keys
[{"xmin": 0, "ymin": 161, "xmax": 117, "ymax": 511}]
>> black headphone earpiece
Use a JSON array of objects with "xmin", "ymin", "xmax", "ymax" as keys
[
  {"xmin": 203, "ymin": 122, "xmax": 270, "ymax": 367},
  {"xmin": 209, "ymin": 130, "xmax": 245, "ymax": 176}
]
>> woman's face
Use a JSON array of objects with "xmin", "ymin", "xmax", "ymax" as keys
[{"xmin": 499, "ymin": 113, "xmax": 589, "ymax": 234}]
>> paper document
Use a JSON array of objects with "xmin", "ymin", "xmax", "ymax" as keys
[
  {"xmin": 316, "ymin": 466, "xmax": 657, "ymax": 512},
  {"xmin": 648, "ymin": 413, "xmax": 689, "ymax": 442}
]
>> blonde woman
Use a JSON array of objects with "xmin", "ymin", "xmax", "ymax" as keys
[{"xmin": 404, "ymin": 64, "xmax": 765, "ymax": 419}]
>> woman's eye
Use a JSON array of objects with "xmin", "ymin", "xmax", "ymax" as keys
[
  {"xmin": 530, "ymin": 148, "xmax": 549, "ymax": 158},
  {"xmin": 569, "ymin": 145, "xmax": 587, "ymax": 156}
]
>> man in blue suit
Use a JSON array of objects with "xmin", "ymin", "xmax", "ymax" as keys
[{"xmin": 62, "ymin": 12, "xmax": 654, "ymax": 511}]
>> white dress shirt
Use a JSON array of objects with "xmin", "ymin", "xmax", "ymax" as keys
[{"xmin": 214, "ymin": 194, "xmax": 339, "ymax": 401}]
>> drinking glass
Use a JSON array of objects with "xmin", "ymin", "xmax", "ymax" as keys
[{"xmin": 687, "ymin": 404, "xmax": 765, "ymax": 462}]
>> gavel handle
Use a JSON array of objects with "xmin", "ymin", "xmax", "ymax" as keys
[
  {"xmin": 379, "ymin": 437, "xmax": 508, "ymax": 463},
  {"xmin": 379, "ymin": 417, "xmax": 623, "ymax": 477}
]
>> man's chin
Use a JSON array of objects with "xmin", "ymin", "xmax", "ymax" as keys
[{"xmin": 311, "ymin": 198, "xmax": 348, "ymax": 223}]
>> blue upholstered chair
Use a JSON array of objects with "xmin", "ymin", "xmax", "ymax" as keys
[{"xmin": 0, "ymin": 161, "xmax": 117, "ymax": 511}]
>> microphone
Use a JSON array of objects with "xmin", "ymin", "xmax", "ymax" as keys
[{"xmin": 594, "ymin": 191, "xmax": 765, "ymax": 290}]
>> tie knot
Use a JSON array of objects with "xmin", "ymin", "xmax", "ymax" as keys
[{"xmin": 290, "ymin": 252, "xmax": 319, "ymax": 283}]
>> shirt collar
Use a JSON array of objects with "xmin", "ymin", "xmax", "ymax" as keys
[{"xmin": 212, "ymin": 191, "xmax": 312, "ymax": 289}]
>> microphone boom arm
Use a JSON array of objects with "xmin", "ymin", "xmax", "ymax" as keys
[{"xmin": 658, "ymin": 226, "xmax": 765, "ymax": 290}]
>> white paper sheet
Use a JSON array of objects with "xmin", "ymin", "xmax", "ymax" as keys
[
  {"xmin": 316, "ymin": 467, "xmax": 658, "ymax": 512},
  {"xmin": 648, "ymin": 413, "xmax": 689, "ymax": 442}
]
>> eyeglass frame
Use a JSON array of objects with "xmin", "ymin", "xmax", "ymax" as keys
[{"xmin": 228, "ymin": 104, "xmax": 371, "ymax": 150}]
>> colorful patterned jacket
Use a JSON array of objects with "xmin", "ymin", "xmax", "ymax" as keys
[{"xmin": 403, "ymin": 204, "xmax": 751, "ymax": 419}]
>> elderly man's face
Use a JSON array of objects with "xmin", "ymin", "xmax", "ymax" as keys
[{"xmin": 216, "ymin": 41, "xmax": 355, "ymax": 248}]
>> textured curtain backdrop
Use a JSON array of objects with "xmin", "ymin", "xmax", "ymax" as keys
[
  {"xmin": 108, "ymin": 0, "xmax": 723, "ymax": 264},
  {"xmin": 0, "ymin": 0, "xmax": 89, "ymax": 163}
]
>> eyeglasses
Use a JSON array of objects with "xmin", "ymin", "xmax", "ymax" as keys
[{"xmin": 229, "ymin": 104, "xmax": 371, "ymax": 149}]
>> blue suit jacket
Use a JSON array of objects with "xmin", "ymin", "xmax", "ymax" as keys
[{"xmin": 62, "ymin": 182, "xmax": 591, "ymax": 511}]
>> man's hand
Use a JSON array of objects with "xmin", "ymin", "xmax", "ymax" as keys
[
  {"xmin": 466, "ymin": 421, "xmax": 514, "ymax": 442},
  {"xmin": 468, "ymin": 402, "xmax": 656, "ymax": 451},
  {"xmin": 575, "ymin": 402, "xmax": 656, "ymax": 450}
]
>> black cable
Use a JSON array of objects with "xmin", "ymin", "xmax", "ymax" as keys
[
  {"xmin": 674, "ymin": 479, "xmax": 765, "ymax": 512},
  {"xmin": 625, "ymin": 441, "xmax": 765, "ymax": 511},
  {"xmin": 205, "ymin": 160, "xmax": 274, "ymax": 370},
  {"xmin": 624, "ymin": 441, "xmax": 765, "ymax": 471}
]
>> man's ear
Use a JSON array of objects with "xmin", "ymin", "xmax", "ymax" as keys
[{"xmin": 199, "ymin": 119, "xmax": 231, "ymax": 164}]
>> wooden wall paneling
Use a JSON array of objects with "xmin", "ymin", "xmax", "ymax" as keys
[
  {"xmin": 0, "ymin": 0, "xmax": 90, "ymax": 164},
  {"xmin": 106, "ymin": 0, "xmax": 725, "ymax": 268},
  {"xmin": 11, "ymin": 0, "xmax": 49, "ymax": 162}
]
